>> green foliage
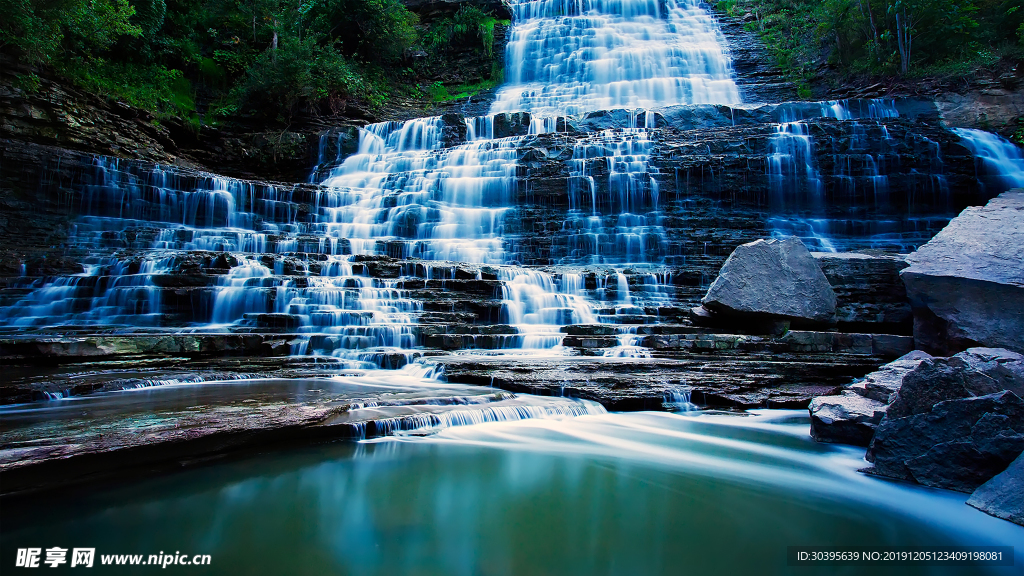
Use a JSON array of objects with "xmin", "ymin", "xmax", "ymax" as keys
[
  {"xmin": 305, "ymin": 0, "xmax": 419, "ymax": 63},
  {"xmin": 237, "ymin": 33, "xmax": 387, "ymax": 115},
  {"xmin": 1, "ymin": 0, "xmax": 142, "ymax": 61},
  {"xmin": 11, "ymin": 72, "xmax": 43, "ymax": 93},
  {"xmin": 422, "ymin": 6, "xmax": 501, "ymax": 57},
  {"xmin": 725, "ymin": 0, "xmax": 1023, "ymax": 79},
  {"xmin": 62, "ymin": 59, "xmax": 195, "ymax": 114},
  {"xmin": 1, "ymin": 0, "xmax": 503, "ymax": 122},
  {"xmin": 426, "ymin": 77, "xmax": 502, "ymax": 103},
  {"xmin": 1012, "ymin": 119, "xmax": 1024, "ymax": 145}
]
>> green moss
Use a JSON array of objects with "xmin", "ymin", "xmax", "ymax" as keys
[
  {"xmin": 60, "ymin": 59, "xmax": 195, "ymax": 118},
  {"xmin": 427, "ymin": 77, "xmax": 502, "ymax": 103}
]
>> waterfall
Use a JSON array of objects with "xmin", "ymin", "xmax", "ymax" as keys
[
  {"xmin": 492, "ymin": 0, "xmax": 742, "ymax": 117},
  {"xmin": 3, "ymin": 0, "xmax": 1014, "ymax": 368},
  {"xmin": 953, "ymin": 128, "xmax": 1024, "ymax": 193}
]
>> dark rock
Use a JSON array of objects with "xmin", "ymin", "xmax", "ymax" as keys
[
  {"xmin": 865, "ymin": 390, "xmax": 1024, "ymax": 492},
  {"xmin": 855, "ymin": 350, "xmax": 934, "ymax": 402},
  {"xmin": 967, "ymin": 451, "xmax": 1024, "ymax": 526},
  {"xmin": 808, "ymin": 350, "xmax": 931, "ymax": 445},
  {"xmin": 429, "ymin": 351, "xmax": 884, "ymax": 410},
  {"xmin": 809, "ymin": 391, "xmax": 888, "ymax": 446},
  {"xmin": 813, "ymin": 252, "xmax": 911, "ymax": 333},
  {"xmin": 439, "ymin": 113, "xmax": 469, "ymax": 147},
  {"xmin": 492, "ymin": 112, "xmax": 531, "ymax": 138},
  {"xmin": 701, "ymin": 237, "xmax": 837, "ymax": 324},
  {"xmin": 900, "ymin": 190, "xmax": 1024, "ymax": 355},
  {"xmin": 886, "ymin": 348, "xmax": 1024, "ymax": 419}
]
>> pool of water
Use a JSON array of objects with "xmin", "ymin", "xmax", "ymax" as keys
[{"xmin": 3, "ymin": 410, "xmax": 1021, "ymax": 575}]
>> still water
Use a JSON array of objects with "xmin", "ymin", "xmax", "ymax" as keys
[{"xmin": 3, "ymin": 410, "xmax": 1021, "ymax": 575}]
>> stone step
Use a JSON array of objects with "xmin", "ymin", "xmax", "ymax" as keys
[{"xmin": 648, "ymin": 331, "xmax": 914, "ymax": 357}]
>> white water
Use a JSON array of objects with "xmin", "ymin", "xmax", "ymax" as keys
[
  {"xmin": 492, "ymin": 0, "xmax": 741, "ymax": 117},
  {"xmin": 954, "ymin": 128, "xmax": 1024, "ymax": 192},
  {"xmin": 6, "ymin": 0, "xmax": 1022, "ymax": 365}
]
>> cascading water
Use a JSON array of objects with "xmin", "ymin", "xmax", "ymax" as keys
[
  {"xmin": 2, "ymin": 0, "xmax": 1019, "ymax": 368},
  {"xmin": 492, "ymin": 0, "xmax": 741, "ymax": 116},
  {"xmin": 953, "ymin": 128, "xmax": 1024, "ymax": 193},
  {"xmin": 763, "ymin": 99, "xmax": 958, "ymax": 252}
]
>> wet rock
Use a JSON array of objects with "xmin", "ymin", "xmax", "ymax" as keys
[
  {"xmin": 0, "ymin": 377, "xmax": 582, "ymax": 496},
  {"xmin": 808, "ymin": 391, "xmax": 888, "ymax": 446},
  {"xmin": 0, "ymin": 334, "xmax": 302, "ymax": 363},
  {"xmin": 936, "ymin": 90, "xmax": 1024, "ymax": 139},
  {"xmin": 813, "ymin": 252, "xmax": 911, "ymax": 333},
  {"xmin": 439, "ymin": 113, "xmax": 469, "ymax": 147},
  {"xmin": 492, "ymin": 112, "xmax": 531, "ymax": 138},
  {"xmin": 429, "ymin": 352, "xmax": 881, "ymax": 410},
  {"xmin": 865, "ymin": 391, "xmax": 1024, "ymax": 492},
  {"xmin": 809, "ymin": 350, "xmax": 931, "ymax": 445},
  {"xmin": 854, "ymin": 350, "xmax": 934, "ymax": 402},
  {"xmin": 700, "ymin": 237, "xmax": 837, "ymax": 324},
  {"xmin": 886, "ymin": 348, "xmax": 1024, "ymax": 419},
  {"xmin": 967, "ymin": 451, "xmax": 1024, "ymax": 526},
  {"xmin": 900, "ymin": 190, "xmax": 1024, "ymax": 355}
]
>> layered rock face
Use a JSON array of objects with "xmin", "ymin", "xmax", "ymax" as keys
[
  {"xmin": 813, "ymin": 252, "xmax": 911, "ymax": 333},
  {"xmin": 0, "ymin": 100, "xmax": 1008, "ymax": 403},
  {"xmin": 900, "ymin": 190, "xmax": 1024, "ymax": 355}
]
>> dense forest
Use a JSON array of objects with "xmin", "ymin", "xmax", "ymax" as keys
[
  {"xmin": 0, "ymin": 0, "xmax": 506, "ymax": 125},
  {"xmin": 1, "ymin": 0, "xmax": 1022, "ymax": 128},
  {"xmin": 717, "ymin": 0, "xmax": 1024, "ymax": 92}
]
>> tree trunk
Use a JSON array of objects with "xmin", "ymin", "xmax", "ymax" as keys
[
  {"xmin": 895, "ymin": 8, "xmax": 910, "ymax": 74},
  {"xmin": 271, "ymin": 18, "xmax": 278, "ymax": 62},
  {"xmin": 862, "ymin": 0, "xmax": 879, "ymax": 43},
  {"xmin": 860, "ymin": 0, "xmax": 880, "ymax": 61}
]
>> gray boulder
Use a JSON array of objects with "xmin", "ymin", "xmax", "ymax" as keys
[
  {"xmin": 701, "ymin": 237, "xmax": 836, "ymax": 324},
  {"xmin": 809, "ymin": 392, "xmax": 888, "ymax": 446},
  {"xmin": 887, "ymin": 348, "xmax": 1024, "ymax": 419},
  {"xmin": 865, "ymin": 390, "xmax": 1024, "ymax": 492},
  {"xmin": 968, "ymin": 451, "xmax": 1024, "ymax": 526},
  {"xmin": 809, "ymin": 351, "xmax": 931, "ymax": 446},
  {"xmin": 900, "ymin": 190, "xmax": 1024, "ymax": 355}
]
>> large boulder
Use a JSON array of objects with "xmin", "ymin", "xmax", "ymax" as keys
[
  {"xmin": 865, "ymin": 391, "xmax": 1024, "ymax": 492},
  {"xmin": 967, "ymin": 451, "xmax": 1024, "ymax": 526},
  {"xmin": 700, "ymin": 237, "xmax": 836, "ymax": 324},
  {"xmin": 886, "ymin": 348, "xmax": 1024, "ymax": 419},
  {"xmin": 809, "ymin": 351, "xmax": 932, "ymax": 446},
  {"xmin": 900, "ymin": 190, "xmax": 1024, "ymax": 355}
]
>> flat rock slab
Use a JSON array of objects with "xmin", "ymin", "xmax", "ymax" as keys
[
  {"xmin": 901, "ymin": 189, "xmax": 1024, "ymax": 354},
  {"xmin": 0, "ymin": 376, "xmax": 596, "ymax": 496},
  {"xmin": 968, "ymin": 451, "xmax": 1024, "ymax": 526},
  {"xmin": 702, "ymin": 237, "xmax": 837, "ymax": 323},
  {"xmin": 427, "ymin": 352, "xmax": 886, "ymax": 410},
  {"xmin": 0, "ymin": 354, "xmax": 420, "ymax": 405}
]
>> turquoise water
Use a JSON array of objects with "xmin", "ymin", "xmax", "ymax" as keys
[{"xmin": 3, "ymin": 410, "xmax": 1021, "ymax": 575}]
